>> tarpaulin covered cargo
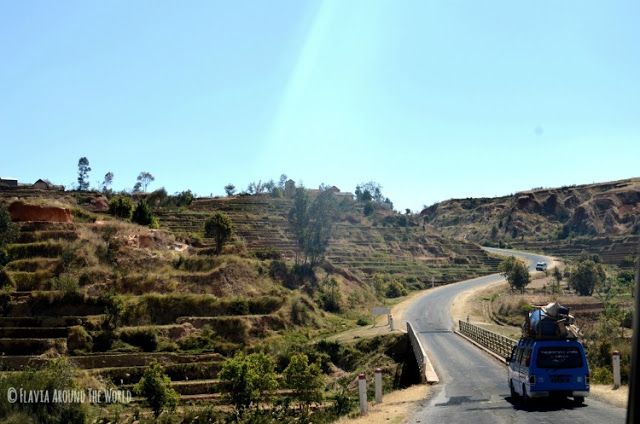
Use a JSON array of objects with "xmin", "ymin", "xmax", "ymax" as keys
[{"xmin": 522, "ymin": 302, "xmax": 580, "ymax": 339}]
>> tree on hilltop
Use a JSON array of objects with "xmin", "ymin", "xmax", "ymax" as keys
[
  {"xmin": 136, "ymin": 172, "xmax": 155, "ymax": 192},
  {"xmin": 101, "ymin": 172, "xmax": 114, "ymax": 193},
  {"xmin": 288, "ymin": 187, "xmax": 310, "ymax": 264},
  {"xmin": 224, "ymin": 184, "xmax": 236, "ymax": 196},
  {"xmin": 288, "ymin": 186, "xmax": 337, "ymax": 266},
  {"xmin": 278, "ymin": 174, "xmax": 288, "ymax": 189},
  {"xmin": 355, "ymin": 181, "xmax": 383, "ymax": 203},
  {"xmin": 77, "ymin": 157, "xmax": 91, "ymax": 191},
  {"xmin": 354, "ymin": 181, "xmax": 393, "ymax": 214}
]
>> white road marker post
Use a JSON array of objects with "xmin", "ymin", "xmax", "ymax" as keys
[
  {"xmin": 375, "ymin": 368, "xmax": 383, "ymax": 403},
  {"xmin": 613, "ymin": 350, "xmax": 621, "ymax": 389},
  {"xmin": 358, "ymin": 373, "xmax": 368, "ymax": 415}
]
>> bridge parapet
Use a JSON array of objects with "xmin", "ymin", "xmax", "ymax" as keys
[
  {"xmin": 458, "ymin": 320, "xmax": 517, "ymax": 359},
  {"xmin": 407, "ymin": 322, "xmax": 439, "ymax": 384}
]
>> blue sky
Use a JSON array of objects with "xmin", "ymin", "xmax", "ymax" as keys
[{"xmin": 1, "ymin": 1, "xmax": 638, "ymax": 211}]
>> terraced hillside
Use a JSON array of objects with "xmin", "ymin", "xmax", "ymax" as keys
[
  {"xmin": 155, "ymin": 195, "xmax": 500, "ymax": 284},
  {"xmin": 0, "ymin": 187, "xmax": 500, "ymax": 418},
  {"xmin": 421, "ymin": 177, "xmax": 640, "ymax": 265},
  {"xmin": 0, "ymin": 214, "xmax": 299, "ymax": 405}
]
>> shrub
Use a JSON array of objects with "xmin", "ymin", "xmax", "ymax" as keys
[
  {"xmin": 9, "ymin": 270, "xmax": 51, "ymax": 291},
  {"xmin": 108, "ymin": 196, "xmax": 134, "ymax": 219},
  {"xmin": 590, "ymin": 366, "xmax": 613, "ymax": 384},
  {"xmin": 269, "ymin": 260, "xmax": 292, "ymax": 284},
  {"xmin": 210, "ymin": 317, "xmax": 249, "ymax": 343},
  {"xmin": 229, "ymin": 298, "xmax": 250, "ymax": 315},
  {"xmin": 317, "ymin": 278, "xmax": 342, "ymax": 312},
  {"xmin": 0, "ymin": 288, "xmax": 12, "ymax": 314},
  {"xmin": 0, "ymin": 206, "xmax": 18, "ymax": 248},
  {"xmin": 356, "ymin": 317, "xmax": 370, "ymax": 326},
  {"xmin": 101, "ymin": 292, "xmax": 125, "ymax": 330},
  {"xmin": 134, "ymin": 363, "xmax": 179, "ymax": 417},
  {"xmin": 119, "ymin": 327, "xmax": 158, "ymax": 352},
  {"xmin": 284, "ymin": 353, "xmax": 324, "ymax": 412},
  {"xmin": 204, "ymin": 212, "xmax": 234, "ymax": 255},
  {"xmin": 172, "ymin": 190, "xmax": 194, "ymax": 207},
  {"xmin": 173, "ymin": 255, "xmax": 221, "ymax": 272},
  {"xmin": 0, "ymin": 248, "xmax": 8, "ymax": 266},
  {"xmin": 178, "ymin": 328, "xmax": 216, "ymax": 352},
  {"xmin": 0, "ymin": 269, "xmax": 13, "ymax": 289},
  {"xmin": 51, "ymin": 273, "xmax": 80, "ymax": 295},
  {"xmin": 253, "ymin": 248, "xmax": 282, "ymax": 261},
  {"xmin": 290, "ymin": 296, "xmax": 317, "ymax": 326},
  {"xmin": 332, "ymin": 383, "xmax": 356, "ymax": 417},
  {"xmin": 91, "ymin": 330, "xmax": 118, "ymax": 352},
  {"xmin": 569, "ymin": 259, "xmax": 606, "ymax": 296},
  {"xmin": 363, "ymin": 201, "xmax": 374, "ymax": 216},
  {"xmin": 146, "ymin": 187, "xmax": 168, "ymax": 206},
  {"xmin": 67, "ymin": 325, "xmax": 92, "ymax": 353},
  {"xmin": 219, "ymin": 352, "xmax": 278, "ymax": 412},
  {"xmin": 498, "ymin": 256, "xmax": 531, "ymax": 293},
  {"xmin": 71, "ymin": 208, "xmax": 97, "ymax": 223},
  {"xmin": 132, "ymin": 200, "xmax": 154, "ymax": 226},
  {"xmin": 0, "ymin": 357, "xmax": 90, "ymax": 424},
  {"xmin": 385, "ymin": 280, "xmax": 407, "ymax": 298}
]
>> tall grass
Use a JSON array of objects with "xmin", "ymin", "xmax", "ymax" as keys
[
  {"xmin": 124, "ymin": 294, "xmax": 284, "ymax": 325},
  {"xmin": 7, "ymin": 241, "xmax": 64, "ymax": 260}
]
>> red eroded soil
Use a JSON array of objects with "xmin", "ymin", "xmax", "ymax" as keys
[{"xmin": 8, "ymin": 201, "xmax": 73, "ymax": 223}]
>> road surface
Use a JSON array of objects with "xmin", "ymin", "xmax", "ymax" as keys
[{"xmin": 405, "ymin": 248, "xmax": 627, "ymax": 423}]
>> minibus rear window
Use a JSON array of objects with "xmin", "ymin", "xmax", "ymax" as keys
[{"xmin": 536, "ymin": 347, "xmax": 583, "ymax": 368}]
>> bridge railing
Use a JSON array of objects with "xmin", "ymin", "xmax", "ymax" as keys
[
  {"xmin": 407, "ymin": 322, "xmax": 427, "ymax": 383},
  {"xmin": 458, "ymin": 320, "xmax": 517, "ymax": 359}
]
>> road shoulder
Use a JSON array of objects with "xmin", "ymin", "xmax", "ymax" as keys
[{"xmin": 335, "ymin": 384, "xmax": 432, "ymax": 424}]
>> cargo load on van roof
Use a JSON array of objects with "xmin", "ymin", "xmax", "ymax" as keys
[{"xmin": 522, "ymin": 302, "xmax": 580, "ymax": 340}]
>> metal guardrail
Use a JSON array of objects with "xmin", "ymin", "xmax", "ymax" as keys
[{"xmin": 458, "ymin": 320, "xmax": 517, "ymax": 359}]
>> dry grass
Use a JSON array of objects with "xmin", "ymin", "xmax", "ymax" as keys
[
  {"xmin": 590, "ymin": 384, "xmax": 629, "ymax": 409},
  {"xmin": 335, "ymin": 384, "xmax": 431, "ymax": 424}
]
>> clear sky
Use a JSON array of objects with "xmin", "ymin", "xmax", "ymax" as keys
[{"xmin": 1, "ymin": 1, "xmax": 638, "ymax": 211}]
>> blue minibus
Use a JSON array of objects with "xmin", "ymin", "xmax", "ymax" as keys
[{"xmin": 507, "ymin": 337, "xmax": 590, "ymax": 404}]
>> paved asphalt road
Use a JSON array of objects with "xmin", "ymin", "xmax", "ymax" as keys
[{"xmin": 405, "ymin": 248, "xmax": 627, "ymax": 424}]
